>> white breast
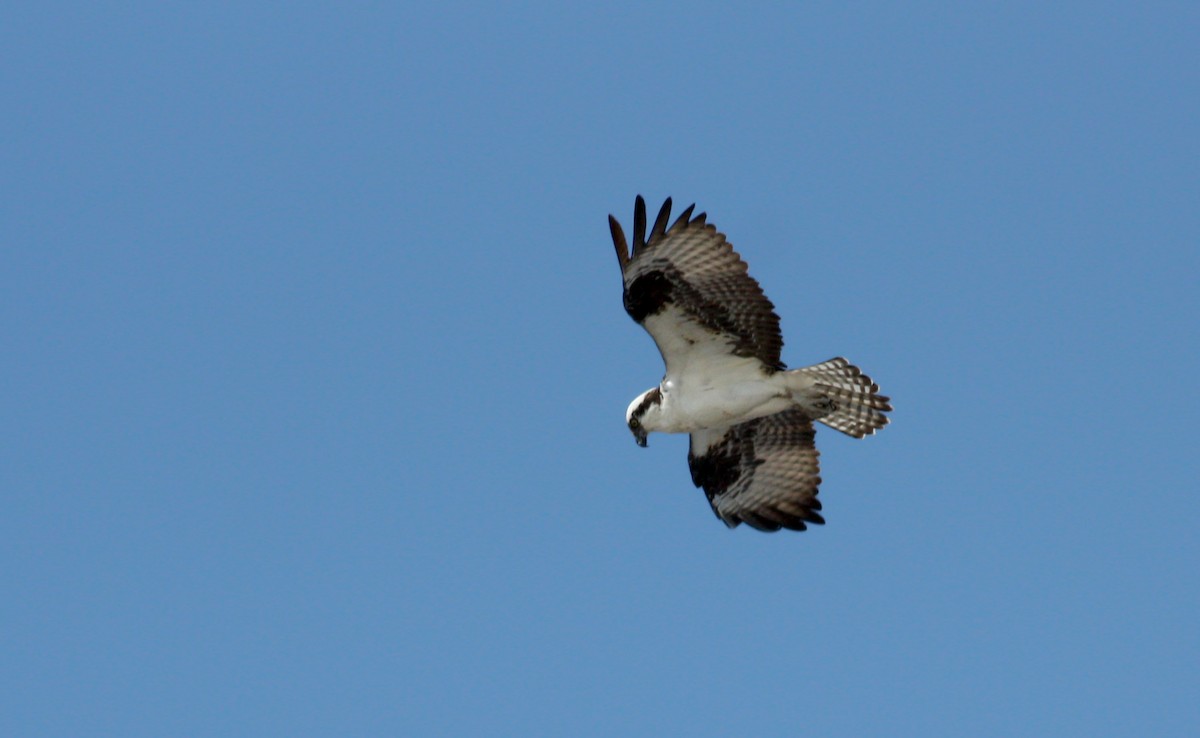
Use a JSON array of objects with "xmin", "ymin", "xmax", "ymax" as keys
[{"xmin": 657, "ymin": 365, "xmax": 791, "ymax": 432}]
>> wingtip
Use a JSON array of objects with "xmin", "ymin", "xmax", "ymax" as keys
[
  {"xmin": 671, "ymin": 204, "xmax": 696, "ymax": 231},
  {"xmin": 649, "ymin": 196, "xmax": 672, "ymax": 245},
  {"xmin": 608, "ymin": 213, "xmax": 630, "ymax": 272},
  {"xmin": 633, "ymin": 195, "xmax": 647, "ymax": 253}
]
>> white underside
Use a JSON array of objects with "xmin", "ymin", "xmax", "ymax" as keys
[
  {"xmin": 640, "ymin": 355, "xmax": 820, "ymax": 433},
  {"xmin": 658, "ymin": 378, "xmax": 789, "ymax": 432},
  {"xmin": 632, "ymin": 307, "xmax": 826, "ymax": 434}
]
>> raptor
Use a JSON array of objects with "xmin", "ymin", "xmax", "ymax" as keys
[{"xmin": 609, "ymin": 196, "xmax": 892, "ymax": 531}]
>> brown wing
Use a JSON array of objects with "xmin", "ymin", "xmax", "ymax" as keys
[
  {"xmin": 609, "ymin": 196, "xmax": 785, "ymax": 373},
  {"xmin": 687, "ymin": 410, "xmax": 824, "ymax": 532}
]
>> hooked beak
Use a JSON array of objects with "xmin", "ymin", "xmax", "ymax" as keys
[{"xmin": 634, "ymin": 431, "xmax": 648, "ymax": 448}]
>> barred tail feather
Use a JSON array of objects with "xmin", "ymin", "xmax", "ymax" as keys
[{"xmin": 792, "ymin": 357, "xmax": 891, "ymax": 438}]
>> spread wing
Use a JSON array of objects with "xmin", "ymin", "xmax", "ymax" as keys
[
  {"xmin": 609, "ymin": 196, "xmax": 785, "ymax": 373},
  {"xmin": 688, "ymin": 410, "xmax": 824, "ymax": 531}
]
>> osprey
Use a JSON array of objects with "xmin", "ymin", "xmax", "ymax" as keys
[{"xmin": 609, "ymin": 196, "xmax": 892, "ymax": 532}]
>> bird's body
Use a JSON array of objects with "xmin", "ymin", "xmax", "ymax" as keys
[
  {"xmin": 628, "ymin": 360, "xmax": 825, "ymax": 433},
  {"xmin": 609, "ymin": 196, "xmax": 892, "ymax": 532}
]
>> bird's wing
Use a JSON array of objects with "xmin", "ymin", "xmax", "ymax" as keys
[
  {"xmin": 688, "ymin": 410, "xmax": 824, "ymax": 531},
  {"xmin": 609, "ymin": 196, "xmax": 785, "ymax": 374}
]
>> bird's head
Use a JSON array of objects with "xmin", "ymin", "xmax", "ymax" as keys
[{"xmin": 625, "ymin": 387, "xmax": 664, "ymax": 448}]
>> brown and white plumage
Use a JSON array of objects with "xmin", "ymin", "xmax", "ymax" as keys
[
  {"xmin": 689, "ymin": 411, "xmax": 825, "ymax": 532},
  {"xmin": 609, "ymin": 196, "xmax": 892, "ymax": 532},
  {"xmin": 609, "ymin": 196, "xmax": 785, "ymax": 375}
]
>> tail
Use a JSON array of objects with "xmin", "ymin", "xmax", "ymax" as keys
[{"xmin": 788, "ymin": 357, "xmax": 892, "ymax": 438}]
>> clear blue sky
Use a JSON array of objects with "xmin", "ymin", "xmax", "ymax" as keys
[{"xmin": 3, "ymin": 3, "xmax": 1197, "ymax": 736}]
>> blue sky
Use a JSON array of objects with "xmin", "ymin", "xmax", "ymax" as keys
[{"xmin": 3, "ymin": 2, "xmax": 1198, "ymax": 735}]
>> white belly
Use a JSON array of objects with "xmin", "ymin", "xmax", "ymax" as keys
[{"xmin": 659, "ymin": 373, "xmax": 792, "ymax": 432}]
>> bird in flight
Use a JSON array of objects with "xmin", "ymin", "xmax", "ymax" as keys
[{"xmin": 609, "ymin": 196, "xmax": 892, "ymax": 532}]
